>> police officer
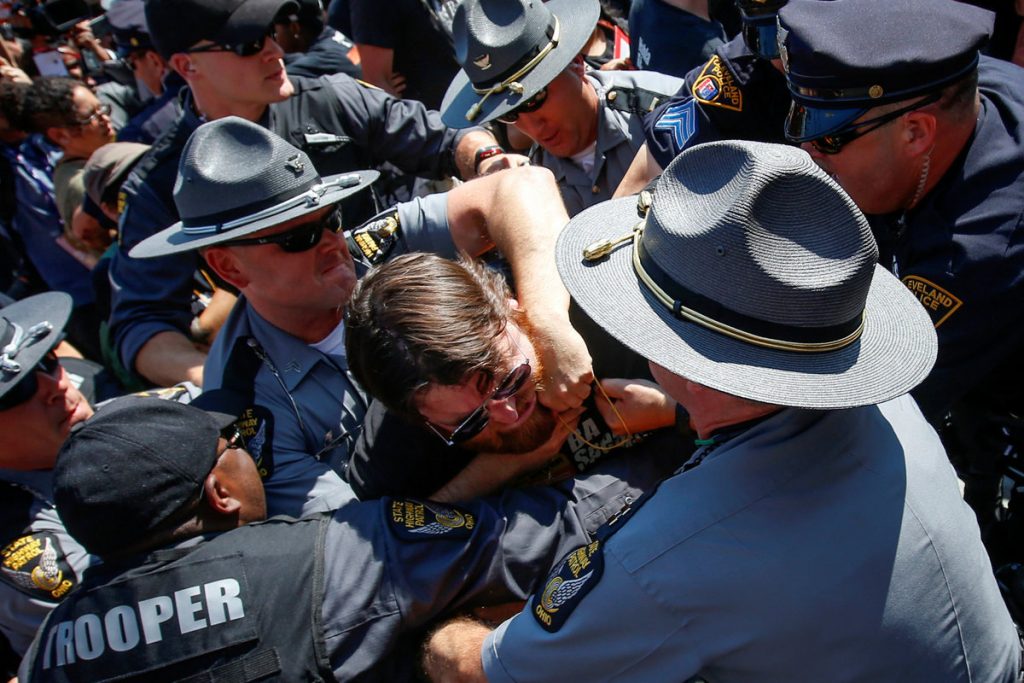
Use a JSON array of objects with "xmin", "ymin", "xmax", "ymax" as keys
[
  {"xmin": 421, "ymin": 140, "xmax": 1021, "ymax": 683},
  {"xmin": 615, "ymin": 0, "xmax": 792, "ymax": 196},
  {"xmin": 272, "ymin": 0, "xmax": 361, "ymax": 79},
  {"xmin": 17, "ymin": 393, "xmax": 608, "ymax": 682},
  {"xmin": 131, "ymin": 117, "xmax": 592, "ymax": 517},
  {"xmin": 439, "ymin": 0, "xmax": 683, "ymax": 216},
  {"xmin": 108, "ymin": 0, "xmax": 524, "ymax": 389},
  {"xmin": 106, "ymin": 0, "xmax": 185, "ymax": 145},
  {"xmin": 0, "ymin": 293, "xmax": 95, "ymax": 658},
  {"xmin": 778, "ymin": 0, "xmax": 1024, "ymax": 544}
]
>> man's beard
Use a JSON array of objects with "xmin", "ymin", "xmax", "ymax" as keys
[{"xmin": 463, "ymin": 313, "xmax": 559, "ymax": 454}]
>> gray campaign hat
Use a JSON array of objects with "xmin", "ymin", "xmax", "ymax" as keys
[
  {"xmin": 130, "ymin": 117, "xmax": 378, "ymax": 258},
  {"xmin": 0, "ymin": 292, "xmax": 71, "ymax": 406},
  {"xmin": 440, "ymin": 0, "xmax": 600, "ymax": 128},
  {"xmin": 557, "ymin": 140, "xmax": 937, "ymax": 409}
]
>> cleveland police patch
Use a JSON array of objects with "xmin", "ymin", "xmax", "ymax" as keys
[
  {"xmin": 531, "ymin": 540, "xmax": 603, "ymax": 632},
  {"xmin": 655, "ymin": 99, "xmax": 697, "ymax": 151},
  {"xmin": 901, "ymin": 275, "xmax": 962, "ymax": 328},
  {"xmin": 0, "ymin": 532, "xmax": 76, "ymax": 601},
  {"xmin": 349, "ymin": 210, "xmax": 401, "ymax": 265},
  {"xmin": 691, "ymin": 55, "xmax": 742, "ymax": 112},
  {"xmin": 388, "ymin": 499, "xmax": 476, "ymax": 540}
]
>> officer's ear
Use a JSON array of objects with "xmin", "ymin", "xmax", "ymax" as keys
[
  {"xmin": 902, "ymin": 110, "xmax": 938, "ymax": 158},
  {"xmin": 46, "ymin": 126, "xmax": 72, "ymax": 148},
  {"xmin": 203, "ymin": 470, "xmax": 242, "ymax": 516},
  {"xmin": 168, "ymin": 53, "xmax": 197, "ymax": 80},
  {"xmin": 203, "ymin": 246, "xmax": 250, "ymax": 290}
]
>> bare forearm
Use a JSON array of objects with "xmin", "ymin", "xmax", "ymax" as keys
[
  {"xmin": 429, "ymin": 451, "xmax": 551, "ymax": 503},
  {"xmin": 135, "ymin": 330, "xmax": 206, "ymax": 387},
  {"xmin": 613, "ymin": 143, "xmax": 661, "ymax": 198},
  {"xmin": 454, "ymin": 129, "xmax": 505, "ymax": 180},
  {"xmin": 423, "ymin": 617, "xmax": 492, "ymax": 683}
]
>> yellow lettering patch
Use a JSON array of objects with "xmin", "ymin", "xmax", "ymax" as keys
[
  {"xmin": 389, "ymin": 499, "xmax": 475, "ymax": 539},
  {"xmin": 901, "ymin": 275, "xmax": 962, "ymax": 328},
  {"xmin": 691, "ymin": 55, "xmax": 743, "ymax": 112},
  {"xmin": 532, "ymin": 540, "xmax": 603, "ymax": 632},
  {"xmin": 1, "ymin": 532, "xmax": 76, "ymax": 601}
]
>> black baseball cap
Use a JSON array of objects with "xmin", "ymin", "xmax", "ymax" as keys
[
  {"xmin": 145, "ymin": 0, "xmax": 299, "ymax": 59},
  {"xmin": 53, "ymin": 392, "xmax": 245, "ymax": 557}
]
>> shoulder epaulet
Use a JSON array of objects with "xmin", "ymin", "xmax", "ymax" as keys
[{"xmin": 605, "ymin": 85, "xmax": 670, "ymax": 115}]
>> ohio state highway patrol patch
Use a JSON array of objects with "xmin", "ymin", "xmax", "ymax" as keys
[
  {"xmin": 388, "ymin": 499, "xmax": 475, "ymax": 540},
  {"xmin": 1, "ymin": 531, "xmax": 76, "ymax": 601},
  {"xmin": 349, "ymin": 210, "xmax": 401, "ymax": 265},
  {"xmin": 531, "ymin": 540, "xmax": 603, "ymax": 632}
]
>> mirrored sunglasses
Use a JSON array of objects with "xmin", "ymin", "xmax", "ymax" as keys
[
  {"xmin": 184, "ymin": 32, "xmax": 272, "ymax": 58},
  {"xmin": 425, "ymin": 361, "xmax": 533, "ymax": 446}
]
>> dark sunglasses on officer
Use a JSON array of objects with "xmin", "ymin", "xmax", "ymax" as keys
[
  {"xmin": 0, "ymin": 350, "xmax": 62, "ymax": 412},
  {"xmin": 221, "ymin": 207, "xmax": 344, "ymax": 253}
]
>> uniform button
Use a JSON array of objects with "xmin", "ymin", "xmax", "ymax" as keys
[
  {"xmin": 607, "ymin": 90, "xmax": 618, "ymax": 101},
  {"xmin": 592, "ymin": 184, "xmax": 601, "ymax": 194}
]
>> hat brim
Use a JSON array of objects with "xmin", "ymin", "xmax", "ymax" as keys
[
  {"xmin": 0, "ymin": 292, "xmax": 72, "ymax": 401},
  {"xmin": 130, "ymin": 169, "xmax": 379, "ymax": 258},
  {"xmin": 556, "ymin": 197, "xmax": 937, "ymax": 409},
  {"xmin": 439, "ymin": 0, "xmax": 600, "ymax": 128},
  {"xmin": 217, "ymin": 0, "xmax": 299, "ymax": 44}
]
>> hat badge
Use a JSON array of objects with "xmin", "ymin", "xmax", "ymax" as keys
[
  {"xmin": 473, "ymin": 53, "xmax": 492, "ymax": 70},
  {"xmin": 869, "ymin": 85, "xmax": 884, "ymax": 99},
  {"xmin": 285, "ymin": 154, "xmax": 305, "ymax": 175}
]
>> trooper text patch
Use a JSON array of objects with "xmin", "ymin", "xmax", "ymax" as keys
[
  {"xmin": 1, "ymin": 532, "xmax": 76, "ymax": 601},
  {"xmin": 691, "ymin": 55, "xmax": 742, "ymax": 112},
  {"xmin": 531, "ymin": 540, "xmax": 603, "ymax": 632},
  {"xmin": 901, "ymin": 275, "xmax": 962, "ymax": 328},
  {"xmin": 388, "ymin": 499, "xmax": 475, "ymax": 540}
]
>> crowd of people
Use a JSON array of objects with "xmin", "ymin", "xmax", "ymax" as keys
[{"xmin": 0, "ymin": 0, "xmax": 1022, "ymax": 679}]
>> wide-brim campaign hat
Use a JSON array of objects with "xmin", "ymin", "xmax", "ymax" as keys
[
  {"xmin": 557, "ymin": 140, "xmax": 937, "ymax": 409},
  {"xmin": 0, "ymin": 292, "xmax": 72, "ymax": 402},
  {"xmin": 131, "ymin": 116, "xmax": 378, "ymax": 258},
  {"xmin": 778, "ymin": 0, "xmax": 993, "ymax": 142},
  {"xmin": 440, "ymin": 0, "xmax": 600, "ymax": 128}
]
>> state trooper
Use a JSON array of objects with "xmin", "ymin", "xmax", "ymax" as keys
[
  {"xmin": 421, "ymin": 140, "xmax": 1021, "ymax": 683},
  {"xmin": 778, "ymin": 0, "xmax": 1024, "ymax": 556},
  {"xmin": 131, "ymin": 117, "xmax": 593, "ymax": 518},
  {"xmin": 0, "ymin": 293, "xmax": 95, "ymax": 659},
  {"xmin": 439, "ymin": 0, "xmax": 683, "ymax": 216},
  {"xmin": 17, "ymin": 393, "xmax": 609, "ymax": 682},
  {"xmin": 614, "ymin": 0, "xmax": 792, "ymax": 197},
  {"xmin": 107, "ymin": 0, "xmax": 526, "ymax": 389}
]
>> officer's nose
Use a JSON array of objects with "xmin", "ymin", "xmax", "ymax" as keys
[
  {"xmin": 263, "ymin": 34, "xmax": 285, "ymax": 59},
  {"xmin": 37, "ymin": 365, "xmax": 69, "ymax": 405}
]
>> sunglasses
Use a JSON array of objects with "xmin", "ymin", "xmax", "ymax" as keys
[
  {"xmin": 497, "ymin": 87, "xmax": 549, "ymax": 124},
  {"xmin": 73, "ymin": 103, "xmax": 111, "ymax": 127},
  {"xmin": 184, "ymin": 32, "xmax": 272, "ymax": 58},
  {"xmin": 425, "ymin": 360, "xmax": 533, "ymax": 446},
  {"xmin": 0, "ymin": 351, "xmax": 61, "ymax": 412},
  {"xmin": 808, "ymin": 92, "xmax": 942, "ymax": 155},
  {"xmin": 221, "ymin": 208, "xmax": 343, "ymax": 253}
]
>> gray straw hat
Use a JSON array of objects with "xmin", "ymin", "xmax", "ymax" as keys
[
  {"xmin": 0, "ymin": 292, "xmax": 71, "ymax": 403},
  {"xmin": 440, "ymin": 0, "xmax": 600, "ymax": 128},
  {"xmin": 130, "ymin": 117, "xmax": 378, "ymax": 258},
  {"xmin": 557, "ymin": 140, "xmax": 937, "ymax": 409}
]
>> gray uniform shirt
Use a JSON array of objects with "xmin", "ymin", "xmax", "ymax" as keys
[
  {"xmin": 531, "ymin": 70, "xmax": 683, "ymax": 216},
  {"xmin": 483, "ymin": 395, "xmax": 1021, "ymax": 682},
  {"xmin": 202, "ymin": 193, "xmax": 454, "ymax": 519}
]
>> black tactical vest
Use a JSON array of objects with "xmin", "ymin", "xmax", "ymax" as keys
[{"xmin": 25, "ymin": 516, "xmax": 331, "ymax": 683}]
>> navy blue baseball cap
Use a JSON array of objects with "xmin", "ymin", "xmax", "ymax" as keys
[
  {"xmin": 106, "ymin": 0, "xmax": 153, "ymax": 56},
  {"xmin": 778, "ymin": 0, "xmax": 993, "ymax": 143}
]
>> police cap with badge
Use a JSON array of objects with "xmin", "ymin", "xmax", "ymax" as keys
[
  {"xmin": 439, "ymin": 0, "xmax": 600, "ymax": 128},
  {"xmin": 105, "ymin": 0, "xmax": 155, "ymax": 57},
  {"xmin": 0, "ymin": 293, "xmax": 71, "ymax": 413},
  {"xmin": 778, "ymin": 0, "xmax": 994, "ymax": 150},
  {"xmin": 129, "ymin": 117, "xmax": 378, "ymax": 258}
]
